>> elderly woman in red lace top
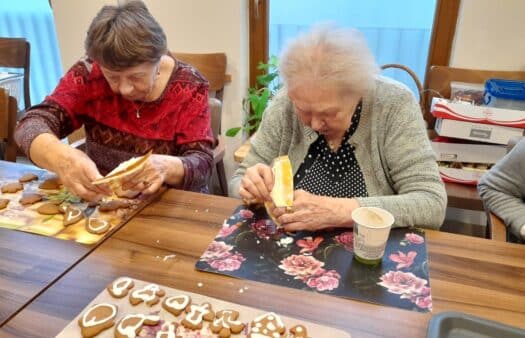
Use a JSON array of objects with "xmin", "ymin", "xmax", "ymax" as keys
[{"xmin": 15, "ymin": 1, "xmax": 213, "ymax": 201}]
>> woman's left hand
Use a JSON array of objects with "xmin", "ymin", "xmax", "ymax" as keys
[
  {"xmin": 119, "ymin": 154, "xmax": 170, "ymax": 195},
  {"xmin": 272, "ymin": 189, "xmax": 359, "ymax": 232}
]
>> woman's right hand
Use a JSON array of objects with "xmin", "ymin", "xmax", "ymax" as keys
[
  {"xmin": 239, "ymin": 163, "xmax": 274, "ymax": 204},
  {"xmin": 55, "ymin": 147, "xmax": 111, "ymax": 201}
]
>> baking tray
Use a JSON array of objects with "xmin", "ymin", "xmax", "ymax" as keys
[{"xmin": 427, "ymin": 311, "xmax": 525, "ymax": 338}]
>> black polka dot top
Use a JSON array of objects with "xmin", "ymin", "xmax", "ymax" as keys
[{"xmin": 294, "ymin": 102, "xmax": 368, "ymax": 198}]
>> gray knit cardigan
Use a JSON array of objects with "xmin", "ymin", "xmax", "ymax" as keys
[{"xmin": 229, "ymin": 76, "xmax": 447, "ymax": 229}]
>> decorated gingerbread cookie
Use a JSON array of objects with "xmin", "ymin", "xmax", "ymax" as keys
[
  {"xmin": 86, "ymin": 218, "xmax": 110, "ymax": 234},
  {"xmin": 210, "ymin": 309, "xmax": 245, "ymax": 338},
  {"xmin": 0, "ymin": 198, "xmax": 9, "ymax": 210},
  {"xmin": 37, "ymin": 202, "xmax": 62, "ymax": 215},
  {"xmin": 114, "ymin": 313, "xmax": 160, "ymax": 338},
  {"xmin": 107, "ymin": 277, "xmax": 135, "ymax": 298},
  {"xmin": 18, "ymin": 173, "xmax": 38, "ymax": 183},
  {"xmin": 129, "ymin": 283, "xmax": 165, "ymax": 306},
  {"xmin": 181, "ymin": 302, "xmax": 215, "ymax": 330},
  {"xmin": 289, "ymin": 324, "xmax": 308, "ymax": 338},
  {"xmin": 248, "ymin": 312, "xmax": 286, "ymax": 338},
  {"xmin": 162, "ymin": 294, "xmax": 191, "ymax": 316},
  {"xmin": 77, "ymin": 303, "xmax": 118, "ymax": 338},
  {"xmin": 1, "ymin": 182, "xmax": 23, "ymax": 193},
  {"xmin": 63, "ymin": 205, "xmax": 84, "ymax": 226},
  {"xmin": 155, "ymin": 322, "xmax": 177, "ymax": 338},
  {"xmin": 38, "ymin": 177, "xmax": 62, "ymax": 190},
  {"xmin": 99, "ymin": 199, "xmax": 131, "ymax": 212},
  {"xmin": 19, "ymin": 193, "xmax": 43, "ymax": 205}
]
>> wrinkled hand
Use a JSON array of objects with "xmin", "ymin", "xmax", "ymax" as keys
[
  {"xmin": 120, "ymin": 154, "xmax": 168, "ymax": 195},
  {"xmin": 272, "ymin": 189, "xmax": 358, "ymax": 232},
  {"xmin": 239, "ymin": 163, "xmax": 274, "ymax": 204},
  {"xmin": 55, "ymin": 147, "xmax": 111, "ymax": 202}
]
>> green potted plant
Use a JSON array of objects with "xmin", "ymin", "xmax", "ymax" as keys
[{"xmin": 226, "ymin": 56, "xmax": 281, "ymax": 137}]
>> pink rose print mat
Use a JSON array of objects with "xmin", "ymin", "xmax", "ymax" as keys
[{"xmin": 196, "ymin": 205, "xmax": 432, "ymax": 313}]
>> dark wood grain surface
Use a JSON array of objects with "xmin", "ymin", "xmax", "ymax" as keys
[{"xmin": 1, "ymin": 190, "xmax": 524, "ymax": 338}]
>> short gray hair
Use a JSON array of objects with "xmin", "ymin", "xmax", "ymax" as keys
[{"xmin": 280, "ymin": 25, "xmax": 379, "ymax": 96}]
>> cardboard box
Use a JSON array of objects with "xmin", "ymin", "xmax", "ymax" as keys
[
  {"xmin": 434, "ymin": 118, "xmax": 524, "ymax": 145},
  {"xmin": 431, "ymin": 137, "xmax": 506, "ymax": 164},
  {"xmin": 431, "ymin": 97, "xmax": 525, "ymax": 128}
]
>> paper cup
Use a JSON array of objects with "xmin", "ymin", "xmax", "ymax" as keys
[{"xmin": 352, "ymin": 207, "xmax": 395, "ymax": 265}]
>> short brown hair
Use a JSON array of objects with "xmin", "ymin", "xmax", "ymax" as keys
[{"xmin": 85, "ymin": 0, "xmax": 167, "ymax": 70}]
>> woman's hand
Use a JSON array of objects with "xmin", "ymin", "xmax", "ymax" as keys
[
  {"xmin": 55, "ymin": 147, "xmax": 111, "ymax": 201},
  {"xmin": 120, "ymin": 154, "xmax": 173, "ymax": 195},
  {"xmin": 273, "ymin": 189, "xmax": 359, "ymax": 232},
  {"xmin": 239, "ymin": 163, "xmax": 274, "ymax": 204}
]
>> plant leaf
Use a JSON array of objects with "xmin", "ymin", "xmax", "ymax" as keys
[{"xmin": 225, "ymin": 127, "xmax": 241, "ymax": 137}]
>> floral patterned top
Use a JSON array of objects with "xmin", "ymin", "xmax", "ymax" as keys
[
  {"xmin": 294, "ymin": 102, "xmax": 368, "ymax": 198},
  {"xmin": 15, "ymin": 55, "xmax": 214, "ymax": 193}
]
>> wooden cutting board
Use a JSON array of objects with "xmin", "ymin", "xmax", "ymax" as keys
[{"xmin": 56, "ymin": 277, "xmax": 352, "ymax": 338}]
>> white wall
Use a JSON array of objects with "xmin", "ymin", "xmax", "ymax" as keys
[
  {"xmin": 450, "ymin": 0, "xmax": 525, "ymax": 71},
  {"xmin": 51, "ymin": 0, "xmax": 248, "ymax": 182}
]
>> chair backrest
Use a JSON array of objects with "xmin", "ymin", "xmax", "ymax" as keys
[
  {"xmin": 0, "ymin": 38, "xmax": 31, "ymax": 110},
  {"xmin": 0, "ymin": 88, "xmax": 18, "ymax": 161},
  {"xmin": 424, "ymin": 66, "xmax": 525, "ymax": 130}
]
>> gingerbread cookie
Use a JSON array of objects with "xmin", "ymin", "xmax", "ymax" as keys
[
  {"xmin": 18, "ymin": 173, "xmax": 38, "ymax": 183},
  {"xmin": 63, "ymin": 205, "xmax": 84, "ymax": 226},
  {"xmin": 107, "ymin": 277, "xmax": 135, "ymax": 298},
  {"xmin": 162, "ymin": 294, "xmax": 191, "ymax": 316},
  {"xmin": 248, "ymin": 312, "xmax": 286, "ymax": 338},
  {"xmin": 37, "ymin": 202, "xmax": 62, "ymax": 215},
  {"xmin": 156, "ymin": 322, "xmax": 177, "ymax": 338},
  {"xmin": 115, "ymin": 314, "xmax": 160, "ymax": 338},
  {"xmin": 0, "ymin": 199, "xmax": 9, "ymax": 210},
  {"xmin": 181, "ymin": 302, "xmax": 215, "ymax": 330},
  {"xmin": 210, "ymin": 310, "xmax": 245, "ymax": 338},
  {"xmin": 38, "ymin": 177, "xmax": 61, "ymax": 190},
  {"xmin": 19, "ymin": 193, "xmax": 43, "ymax": 205},
  {"xmin": 289, "ymin": 324, "xmax": 308, "ymax": 338},
  {"xmin": 129, "ymin": 283, "xmax": 165, "ymax": 306},
  {"xmin": 86, "ymin": 218, "xmax": 110, "ymax": 234},
  {"xmin": 99, "ymin": 199, "xmax": 130, "ymax": 212},
  {"xmin": 1, "ymin": 182, "xmax": 23, "ymax": 193},
  {"xmin": 77, "ymin": 303, "xmax": 118, "ymax": 338}
]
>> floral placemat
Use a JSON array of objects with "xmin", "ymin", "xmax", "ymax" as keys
[{"xmin": 196, "ymin": 205, "xmax": 432, "ymax": 313}]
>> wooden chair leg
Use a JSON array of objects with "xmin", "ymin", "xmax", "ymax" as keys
[{"xmin": 216, "ymin": 160, "xmax": 228, "ymax": 197}]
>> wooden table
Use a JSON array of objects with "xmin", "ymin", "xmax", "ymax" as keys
[{"xmin": 2, "ymin": 190, "xmax": 524, "ymax": 338}]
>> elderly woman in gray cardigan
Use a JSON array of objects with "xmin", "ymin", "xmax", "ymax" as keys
[{"xmin": 229, "ymin": 25, "xmax": 446, "ymax": 232}]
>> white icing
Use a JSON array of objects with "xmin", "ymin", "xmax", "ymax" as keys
[
  {"xmin": 66, "ymin": 208, "xmax": 81, "ymax": 221},
  {"xmin": 212, "ymin": 310, "xmax": 242, "ymax": 329},
  {"xmin": 110, "ymin": 277, "xmax": 133, "ymax": 297},
  {"xmin": 131, "ymin": 284, "xmax": 161, "ymax": 302},
  {"xmin": 156, "ymin": 323, "xmax": 176, "ymax": 338},
  {"xmin": 117, "ymin": 314, "xmax": 159, "ymax": 338},
  {"xmin": 184, "ymin": 303, "xmax": 211, "ymax": 326},
  {"xmin": 295, "ymin": 326, "xmax": 303, "ymax": 332},
  {"xmin": 279, "ymin": 236, "xmax": 294, "ymax": 246},
  {"xmin": 88, "ymin": 219, "xmax": 109, "ymax": 232},
  {"xmin": 81, "ymin": 303, "xmax": 117, "ymax": 327},
  {"xmin": 267, "ymin": 322, "xmax": 276, "ymax": 330},
  {"xmin": 165, "ymin": 295, "xmax": 190, "ymax": 311}
]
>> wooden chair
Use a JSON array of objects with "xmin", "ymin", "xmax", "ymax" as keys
[
  {"xmin": 0, "ymin": 88, "xmax": 18, "ymax": 162},
  {"xmin": 486, "ymin": 211, "xmax": 508, "ymax": 241},
  {"xmin": 173, "ymin": 52, "xmax": 231, "ymax": 196},
  {"xmin": 0, "ymin": 38, "xmax": 31, "ymax": 110}
]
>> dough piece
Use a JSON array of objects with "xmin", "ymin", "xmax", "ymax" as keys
[
  {"xmin": 107, "ymin": 277, "xmax": 135, "ymax": 298},
  {"xmin": 77, "ymin": 303, "xmax": 118, "ymax": 338},
  {"xmin": 162, "ymin": 294, "xmax": 191, "ymax": 316},
  {"xmin": 114, "ymin": 314, "xmax": 159, "ymax": 338},
  {"xmin": 63, "ymin": 205, "xmax": 84, "ymax": 226},
  {"xmin": 1, "ymin": 182, "xmax": 23, "ymax": 193},
  {"xmin": 248, "ymin": 312, "xmax": 286, "ymax": 338},
  {"xmin": 19, "ymin": 193, "xmax": 43, "ymax": 205},
  {"xmin": 85, "ymin": 218, "xmax": 111, "ymax": 234},
  {"xmin": 210, "ymin": 310, "xmax": 245, "ymax": 338},
  {"xmin": 0, "ymin": 198, "xmax": 9, "ymax": 210},
  {"xmin": 156, "ymin": 322, "xmax": 177, "ymax": 338},
  {"xmin": 129, "ymin": 283, "xmax": 165, "ymax": 306},
  {"xmin": 181, "ymin": 302, "xmax": 215, "ymax": 330},
  {"xmin": 289, "ymin": 324, "xmax": 308, "ymax": 338},
  {"xmin": 18, "ymin": 173, "xmax": 38, "ymax": 183},
  {"xmin": 38, "ymin": 177, "xmax": 62, "ymax": 190},
  {"xmin": 37, "ymin": 202, "xmax": 61, "ymax": 215},
  {"xmin": 98, "ymin": 200, "xmax": 130, "ymax": 212}
]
